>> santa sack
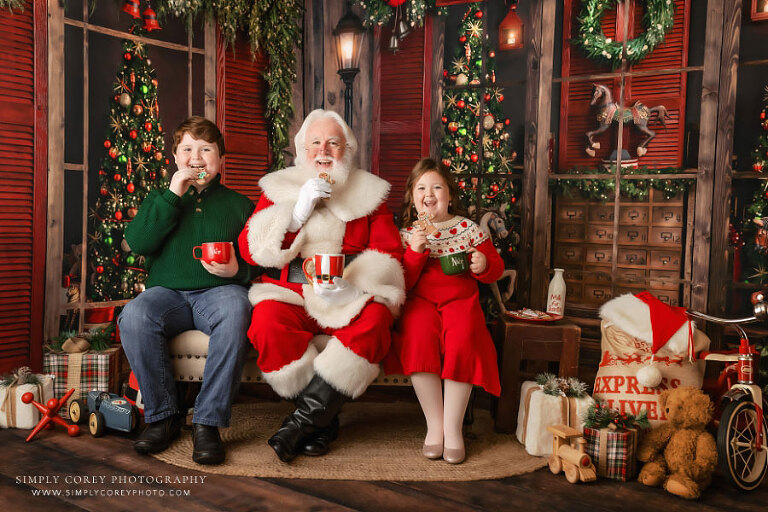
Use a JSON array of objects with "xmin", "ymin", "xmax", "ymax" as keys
[
  {"xmin": 515, "ymin": 381, "xmax": 595, "ymax": 456},
  {"xmin": 594, "ymin": 294, "xmax": 709, "ymax": 427}
]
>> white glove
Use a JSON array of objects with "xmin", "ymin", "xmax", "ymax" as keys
[
  {"xmin": 312, "ymin": 277, "xmax": 363, "ymax": 306},
  {"xmin": 288, "ymin": 178, "xmax": 332, "ymax": 232}
]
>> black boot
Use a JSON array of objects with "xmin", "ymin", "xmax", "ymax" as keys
[
  {"xmin": 301, "ymin": 415, "xmax": 339, "ymax": 456},
  {"xmin": 268, "ymin": 375, "xmax": 349, "ymax": 462},
  {"xmin": 134, "ymin": 414, "xmax": 183, "ymax": 454},
  {"xmin": 192, "ymin": 423, "xmax": 225, "ymax": 465}
]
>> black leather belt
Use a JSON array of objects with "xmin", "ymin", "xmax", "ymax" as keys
[{"xmin": 263, "ymin": 254, "xmax": 359, "ymax": 284}]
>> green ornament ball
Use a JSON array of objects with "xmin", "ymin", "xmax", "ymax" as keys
[
  {"xmin": 126, "ymin": 255, "xmax": 135, "ymax": 265},
  {"xmin": 487, "ymin": 165, "xmax": 495, "ymax": 172},
  {"xmin": 118, "ymin": 155, "xmax": 127, "ymax": 164},
  {"xmin": 459, "ymin": 128, "xmax": 467, "ymax": 136},
  {"xmin": 104, "ymin": 236, "xmax": 113, "ymax": 245},
  {"xmin": 140, "ymin": 84, "xmax": 149, "ymax": 95}
]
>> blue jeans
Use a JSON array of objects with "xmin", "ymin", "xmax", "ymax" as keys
[{"xmin": 118, "ymin": 284, "xmax": 251, "ymax": 427}]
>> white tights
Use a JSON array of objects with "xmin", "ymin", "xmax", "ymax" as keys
[{"xmin": 410, "ymin": 373, "xmax": 472, "ymax": 450}]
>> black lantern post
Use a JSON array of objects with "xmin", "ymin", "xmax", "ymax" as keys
[{"xmin": 333, "ymin": 4, "xmax": 365, "ymax": 128}]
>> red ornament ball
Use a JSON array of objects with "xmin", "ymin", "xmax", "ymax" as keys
[
  {"xmin": 123, "ymin": 52, "xmax": 132, "ymax": 61},
  {"xmin": 165, "ymin": 158, "xmax": 170, "ymax": 165},
  {"xmin": 132, "ymin": 104, "xmax": 144, "ymax": 116},
  {"xmin": 113, "ymin": 173, "xmax": 122, "ymax": 182},
  {"xmin": 458, "ymin": 180, "xmax": 466, "ymax": 189},
  {"xmin": 158, "ymin": 124, "xmax": 163, "ymax": 132},
  {"xmin": 470, "ymin": 154, "xmax": 479, "ymax": 163},
  {"xmin": 144, "ymin": 122, "xmax": 153, "ymax": 131},
  {"xmin": 443, "ymin": 69, "xmax": 448, "ymax": 78},
  {"xmin": 96, "ymin": 265, "xmax": 104, "ymax": 274},
  {"xmin": 129, "ymin": 130, "xmax": 138, "ymax": 139},
  {"xmin": 441, "ymin": 116, "xmax": 448, "ymax": 124},
  {"xmin": 385, "ymin": 0, "xmax": 406, "ymax": 6},
  {"xmin": 511, "ymin": 196, "xmax": 517, "ymax": 203},
  {"xmin": 457, "ymin": 99, "xmax": 466, "ymax": 109},
  {"xmin": 489, "ymin": 51, "xmax": 496, "ymax": 58},
  {"xmin": 498, "ymin": 94, "xmax": 505, "ymax": 102},
  {"xmin": 484, "ymin": 93, "xmax": 491, "ymax": 102},
  {"xmin": 108, "ymin": 147, "xmax": 118, "ymax": 159},
  {"xmin": 99, "ymin": 169, "xmax": 106, "ymax": 175},
  {"xmin": 455, "ymin": 146, "xmax": 464, "ymax": 155},
  {"xmin": 504, "ymin": 118, "xmax": 511, "ymax": 126},
  {"xmin": 149, "ymin": 171, "xmax": 156, "ymax": 180},
  {"xmin": 103, "ymin": 140, "xmax": 111, "ymax": 148},
  {"xmin": 442, "ymin": 159, "xmax": 452, "ymax": 167},
  {"xmin": 126, "ymin": 183, "xmax": 135, "ymax": 193},
  {"xmin": 491, "ymin": 183, "xmax": 499, "ymax": 192},
  {"xmin": 761, "ymin": 111, "xmax": 766, "ymax": 120},
  {"xmin": 114, "ymin": 210, "xmax": 123, "ymax": 220},
  {"xmin": 474, "ymin": 10, "xmax": 483, "ymax": 18},
  {"xmin": 99, "ymin": 187, "xmax": 108, "ymax": 196},
  {"xmin": 459, "ymin": 35, "xmax": 467, "ymax": 43}
]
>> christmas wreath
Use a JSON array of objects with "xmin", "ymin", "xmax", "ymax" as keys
[
  {"xmin": 573, "ymin": 0, "xmax": 675, "ymax": 68},
  {"xmin": 353, "ymin": 0, "xmax": 444, "ymax": 28}
]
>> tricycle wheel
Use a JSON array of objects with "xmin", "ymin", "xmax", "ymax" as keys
[
  {"xmin": 89, "ymin": 411, "xmax": 106, "ymax": 437},
  {"xmin": 716, "ymin": 398, "xmax": 768, "ymax": 491},
  {"xmin": 68, "ymin": 399, "xmax": 87, "ymax": 424}
]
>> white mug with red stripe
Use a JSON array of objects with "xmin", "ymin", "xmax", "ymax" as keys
[{"xmin": 303, "ymin": 253, "xmax": 345, "ymax": 288}]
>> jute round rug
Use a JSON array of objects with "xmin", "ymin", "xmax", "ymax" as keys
[{"xmin": 152, "ymin": 400, "xmax": 546, "ymax": 481}]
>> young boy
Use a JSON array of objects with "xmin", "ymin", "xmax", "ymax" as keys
[{"xmin": 119, "ymin": 116, "xmax": 256, "ymax": 465}]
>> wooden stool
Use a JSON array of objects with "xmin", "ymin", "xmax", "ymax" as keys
[{"xmin": 493, "ymin": 317, "xmax": 581, "ymax": 433}]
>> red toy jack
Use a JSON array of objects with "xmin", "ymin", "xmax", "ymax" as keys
[{"xmin": 21, "ymin": 388, "xmax": 81, "ymax": 442}]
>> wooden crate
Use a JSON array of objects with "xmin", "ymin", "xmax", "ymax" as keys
[{"xmin": 553, "ymin": 190, "xmax": 689, "ymax": 308}]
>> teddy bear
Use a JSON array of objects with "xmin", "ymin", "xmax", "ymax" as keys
[{"xmin": 637, "ymin": 386, "xmax": 718, "ymax": 499}]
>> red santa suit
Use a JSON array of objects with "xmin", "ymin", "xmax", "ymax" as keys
[
  {"xmin": 238, "ymin": 164, "xmax": 404, "ymax": 400},
  {"xmin": 384, "ymin": 216, "xmax": 503, "ymax": 396}
]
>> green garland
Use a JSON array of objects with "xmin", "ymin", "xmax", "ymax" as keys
[
  {"xmin": 573, "ymin": 0, "xmax": 675, "ymax": 68},
  {"xmin": 535, "ymin": 373, "xmax": 589, "ymax": 398},
  {"xmin": 0, "ymin": 0, "xmax": 23, "ymax": 10},
  {"xmin": 157, "ymin": 0, "xmax": 302, "ymax": 171},
  {"xmin": 584, "ymin": 401, "xmax": 650, "ymax": 430},
  {"xmin": 353, "ymin": 0, "xmax": 445, "ymax": 28},
  {"xmin": 550, "ymin": 166, "xmax": 693, "ymax": 202}
]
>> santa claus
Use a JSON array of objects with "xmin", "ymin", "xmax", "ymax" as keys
[{"xmin": 238, "ymin": 109, "xmax": 405, "ymax": 462}]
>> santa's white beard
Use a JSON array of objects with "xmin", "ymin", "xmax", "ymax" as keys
[{"xmin": 313, "ymin": 154, "xmax": 352, "ymax": 187}]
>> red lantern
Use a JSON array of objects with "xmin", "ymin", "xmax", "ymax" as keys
[
  {"xmin": 121, "ymin": 0, "xmax": 141, "ymax": 19},
  {"xmin": 499, "ymin": 3, "xmax": 524, "ymax": 51},
  {"xmin": 142, "ymin": 5, "xmax": 162, "ymax": 32}
]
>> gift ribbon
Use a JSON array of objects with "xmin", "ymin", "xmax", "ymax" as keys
[
  {"xmin": 66, "ymin": 352, "xmax": 84, "ymax": 413},
  {"xmin": 1, "ymin": 382, "xmax": 44, "ymax": 428},
  {"xmin": 521, "ymin": 386, "xmax": 538, "ymax": 443},
  {"xmin": 596, "ymin": 425, "xmax": 638, "ymax": 478}
]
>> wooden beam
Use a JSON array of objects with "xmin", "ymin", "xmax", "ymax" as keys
[
  {"xmin": 204, "ymin": 17, "xmax": 216, "ymax": 120},
  {"xmin": 44, "ymin": 0, "xmax": 65, "ymax": 342},
  {"xmin": 429, "ymin": 16, "xmax": 445, "ymax": 160},
  {"xmin": 530, "ymin": 0, "xmax": 557, "ymax": 310}
]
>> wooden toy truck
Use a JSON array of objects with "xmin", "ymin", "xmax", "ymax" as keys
[{"xmin": 546, "ymin": 424, "xmax": 597, "ymax": 484}]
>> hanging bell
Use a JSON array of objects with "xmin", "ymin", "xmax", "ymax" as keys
[
  {"xmin": 121, "ymin": 0, "xmax": 141, "ymax": 19},
  {"xmin": 142, "ymin": 6, "xmax": 162, "ymax": 32},
  {"xmin": 396, "ymin": 19, "xmax": 411, "ymax": 41},
  {"xmin": 388, "ymin": 33, "xmax": 400, "ymax": 53}
]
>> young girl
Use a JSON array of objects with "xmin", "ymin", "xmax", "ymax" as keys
[{"xmin": 385, "ymin": 158, "xmax": 503, "ymax": 464}]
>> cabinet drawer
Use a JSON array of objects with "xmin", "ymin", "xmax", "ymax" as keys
[
  {"xmin": 652, "ymin": 205, "xmax": 684, "ymax": 227},
  {"xmin": 618, "ymin": 226, "xmax": 648, "ymax": 244},
  {"xmin": 557, "ymin": 204, "xmax": 586, "ymax": 222},
  {"xmin": 585, "ymin": 246, "xmax": 613, "ymax": 265},
  {"xmin": 565, "ymin": 280, "xmax": 583, "ymax": 301},
  {"xmin": 649, "ymin": 270, "xmax": 679, "ymax": 290},
  {"xmin": 583, "ymin": 285, "xmax": 613, "ymax": 304},
  {"xmin": 618, "ymin": 248, "xmax": 647, "ymax": 266},
  {"xmin": 556, "ymin": 223, "xmax": 586, "ymax": 242},
  {"xmin": 650, "ymin": 289, "xmax": 680, "ymax": 307},
  {"xmin": 583, "ymin": 265, "xmax": 612, "ymax": 284},
  {"xmin": 619, "ymin": 205, "xmax": 649, "ymax": 225},
  {"xmin": 649, "ymin": 250, "xmax": 681, "ymax": 270},
  {"xmin": 651, "ymin": 189, "xmax": 683, "ymax": 202},
  {"xmin": 554, "ymin": 245, "xmax": 584, "ymax": 265},
  {"xmin": 616, "ymin": 267, "xmax": 646, "ymax": 285},
  {"xmin": 586, "ymin": 224, "xmax": 614, "ymax": 243},
  {"xmin": 588, "ymin": 205, "xmax": 615, "ymax": 223},
  {"xmin": 649, "ymin": 227, "xmax": 682, "ymax": 246}
]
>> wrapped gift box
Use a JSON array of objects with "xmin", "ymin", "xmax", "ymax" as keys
[
  {"xmin": 515, "ymin": 381, "xmax": 594, "ymax": 456},
  {"xmin": 583, "ymin": 425, "xmax": 638, "ymax": 481},
  {"xmin": 0, "ymin": 375, "xmax": 54, "ymax": 429},
  {"xmin": 43, "ymin": 346, "xmax": 122, "ymax": 419}
]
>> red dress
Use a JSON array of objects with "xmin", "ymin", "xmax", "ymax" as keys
[{"xmin": 384, "ymin": 216, "xmax": 503, "ymax": 396}]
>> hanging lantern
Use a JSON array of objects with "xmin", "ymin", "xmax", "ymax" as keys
[
  {"xmin": 499, "ymin": 1, "xmax": 524, "ymax": 51},
  {"xmin": 121, "ymin": 0, "xmax": 141, "ymax": 19},
  {"xmin": 142, "ymin": 4, "xmax": 162, "ymax": 32}
]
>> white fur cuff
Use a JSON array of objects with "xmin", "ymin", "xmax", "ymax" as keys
[
  {"xmin": 261, "ymin": 344, "xmax": 319, "ymax": 399},
  {"xmin": 245, "ymin": 202, "xmax": 307, "ymax": 268},
  {"xmin": 248, "ymin": 282, "xmax": 304, "ymax": 308},
  {"xmin": 343, "ymin": 250, "xmax": 405, "ymax": 314},
  {"xmin": 313, "ymin": 337, "xmax": 381, "ymax": 399}
]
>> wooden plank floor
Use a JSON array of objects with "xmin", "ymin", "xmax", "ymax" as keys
[{"xmin": 1, "ymin": 415, "xmax": 766, "ymax": 512}]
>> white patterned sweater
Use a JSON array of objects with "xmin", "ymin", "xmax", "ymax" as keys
[{"xmin": 401, "ymin": 215, "xmax": 489, "ymax": 257}]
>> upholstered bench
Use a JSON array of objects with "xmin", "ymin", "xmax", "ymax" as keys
[{"xmin": 168, "ymin": 330, "xmax": 411, "ymax": 386}]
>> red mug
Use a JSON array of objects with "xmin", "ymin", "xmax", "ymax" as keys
[
  {"xmin": 302, "ymin": 253, "xmax": 344, "ymax": 287},
  {"xmin": 192, "ymin": 242, "xmax": 231, "ymax": 264}
]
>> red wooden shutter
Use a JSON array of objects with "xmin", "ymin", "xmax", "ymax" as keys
[
  {"xmin": 217, "ymin": 33, "xmax": 271, "ymax": 203},
  {"xmin": 372, "ymin": 20, "xmax": 433, "ymax": 213},
  {"xmin": 559, "ymin": 0, "xmax": 689, "ymax": 169},
  {"xmin": 0, "ymin": 0, "xmax": 47, "ymax": 373}
]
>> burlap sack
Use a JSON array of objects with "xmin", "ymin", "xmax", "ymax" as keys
[{"xmin": 593, "ymin": 320, "xmax": 709, "ymax": 427}]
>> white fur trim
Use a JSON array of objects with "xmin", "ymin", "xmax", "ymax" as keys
[
  {"xmin": 261, "ymin": 344, "xmax": 319, "ymax": 399},
  {"xmin": 245, "ymin": 202, "xmax": 308, "ymax": 268},
  {"xmin": 313, "ymin": 337, "xmax": 380, "ymax": 399},
  {"xmin": 248, "ymin": 283, "xmax": 304, "ymax": 308},
  {"xmin": 298, "ymin": 208, "xmax": 346, "ymax": 257},
  {"xmin": 302, "ymin": 250, "xmax": 405, "ymax": 328},
  {"xmin": 259, "ymin": 164, "xmax": 390, "ymax": 222},
  {"xmin": 599, "ymin": 293, "xmax": 695, "ymax": 356}
]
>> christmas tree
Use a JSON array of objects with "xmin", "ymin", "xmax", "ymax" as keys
[
  {"xmin": 439, "ymin": 5, "xmax": 520, "ymax": 265},
  {"xmin": 88, "ymin": 23, "xmax": 169, "ymax": 301},
  {"xmin": 751, "ymin": 85, "xmax": 768, "ymax": 173}
]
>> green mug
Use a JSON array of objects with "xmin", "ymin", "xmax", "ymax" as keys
[{"xmin": 439, "ymin": 252, "xmax": 469, "ymax": 275}]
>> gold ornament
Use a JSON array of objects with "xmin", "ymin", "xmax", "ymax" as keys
[
  {"xmin": 483, "ymin": 114, "xmax": 495, "ymax": 130},
  {"xmin": 119, "ymin": 93, "xmax": 131, "ymax": 108}
]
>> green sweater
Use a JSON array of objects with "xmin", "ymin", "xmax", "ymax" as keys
[{"xmin": 125, "ymin": 176, "xmax": 257, "ymax": 290}]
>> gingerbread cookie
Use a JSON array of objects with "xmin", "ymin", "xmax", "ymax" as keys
[
  {"xmin": 413, "ymin": 211, "xmax": 437, "ymax": 235},
  {"xmin": 193, "ymin": 166, "xmax": 207, "ymax": 185}
]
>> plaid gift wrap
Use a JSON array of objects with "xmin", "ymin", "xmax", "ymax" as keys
[
  {"xmin": 583, "ymin": 426, "xmax": 638, "ymax": 481},
  {"xmin": 43, "ymin": 346, "xmax": 122, "ymax": 419}
]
